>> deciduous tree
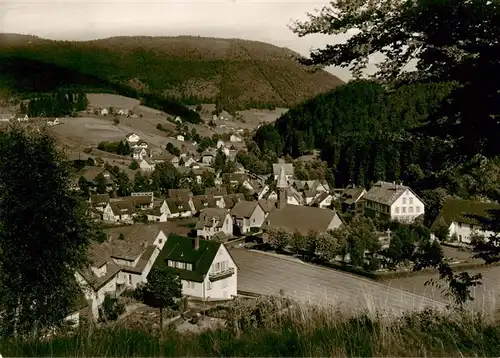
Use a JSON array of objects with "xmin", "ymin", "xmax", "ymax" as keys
[{"xmin": 0, "ymin": 127, "xmax": 97, "ymax": 336}]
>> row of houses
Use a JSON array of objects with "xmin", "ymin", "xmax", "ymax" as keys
[{"xmin": 75, "ymin": 225, "xmax": 238, "ymax": 322}]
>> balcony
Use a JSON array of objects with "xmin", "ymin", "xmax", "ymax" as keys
[{"xmin": 209, "ymin": 267, "xmax": 235, "ymax": 282}]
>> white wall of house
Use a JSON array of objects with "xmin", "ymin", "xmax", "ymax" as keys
[
  {"xmin": 236, "ymin": 204, "xmax": 266, "ymax": 234},
  {"xmin": 327, "ymin": 213, "xmax": 343, "ymax": 231},
  {"xmin": 390, "ymin": 189, "xmax": 425, "ymax": 223},
  {"xmin": 147, "ymin": 213, "xmax": 168, "ymax": 222},
  {"xmin": 258, "ymin": 185, "xmax": 270, "ymax": 200},
  {"xmin": 205, "ymin": 244, "xmax": 237, "ymax": 300},
  {"xmin": 117, "ymin": 271, "xmax": 143, "ymax": 289},
  {"xmin": 64, "ymin": 311, "xmax": 80, "ymax": 327},
  {"xmin": 198, "ymin": 214, "xmax": 233, "ymax": 238},
  {"xmin": 181, "ymin": 279, "xmax": 204, "ymax": 298},
  {"xmin": 102, "ymin": 205, "xmax": 116, "ymax": 221},
  {"xmin": 140, "ymin": 160, "xmax": 155, "ymax": 172},
  {"xmin": 447, "ymin": 221, "xmax": 496, "ymax": 244},
  {"xmin": 318, "ymin": 195, "xmax": 333, "ymax": 209},
  {"xmin": 287, "ymin": 195, "xmax": 301, "ymax": 206},
  {"xmin": 180, "ymin": 210, "xmax": 192, "ymax": 218},
  {"xmin": 267, "ymin": 191, "xmax": 278, "ymax": 201}
]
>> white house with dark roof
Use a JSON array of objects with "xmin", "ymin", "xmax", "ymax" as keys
[
  {"xmin": 125, "ymin": 133, "xmax": 141, "ymax": 144},
  {"xmin": 364, "ymin": 181, "xmax": 424, "ymax": 223},
  {"xmin": 133, "ymin": 147, "xmax": 148, "ymax": 161},
  {"xmin": 196, "ymin": 208, "xmax": 233, "ymax": 238},
  {"xmin": 159, "ymin": 236, "xmax": 238, "ymax": 301},
  {"xmin": 160, "ymin": 198, "xmax": 192, "ymax": 219},
  {"xmin": 231, "ymin": 200, "xmax": 267, "ymax": 234},
  {"xmin": 139, "ymin": 158, "xmax": 156, "ymax": 172},
  {"xmin": 430, "ymin": 198, "xmax": 500, "ymax": 244},
  {"xmin": 75, "ymin": 225, "xmax": 167, "ymax": 320}
]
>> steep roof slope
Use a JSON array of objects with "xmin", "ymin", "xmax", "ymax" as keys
[{"xmin": 0, "ymin": 34, "xmax": 343, "ymax": 110}]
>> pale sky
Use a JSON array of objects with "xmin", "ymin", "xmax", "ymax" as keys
[{"xmin": 0, "ymin": 0, "xmax": 370, "ymax": 81}]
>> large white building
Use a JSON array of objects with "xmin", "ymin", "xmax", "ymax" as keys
[
  {"xmin": 363, "ymin": 181, "xmax": 425, "ymax": 223},
  {"xmin": 430, "ymin": 198, "xmax": 500, "ymax": 244},
  {"xmin": 161, "ymin": 236, "xmax": 238, "ymax": 301}
]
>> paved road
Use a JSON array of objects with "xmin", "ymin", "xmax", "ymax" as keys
[{"xmin": 230, "ymin": 248, "xmax": 446, "ymax": 316}]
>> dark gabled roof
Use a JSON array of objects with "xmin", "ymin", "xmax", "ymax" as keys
[
  {"xmin": 168, "ymin": 188, "xmax": 193, "ymax": 200},
  {"xmin": 165, "ymin": 198, "xmax": 191, "ymax": 213},
  {"xmin": 364, "ymin": 181, "xmax": 410, "ymax": 206},
  {"xmin": 119, "ymin": 195, "xmax": 153, "ymax": 206},
  {"xmin": 192, "ymin": 195, "xmax": 217, "ymax": 212},
  {"xmin": 430, "ymin": 198, "xmax": 500, "ymax": 232},
  {"xmin": 343, "ymin": 187, "xmax": 367, "ymax": 205},
  {"xmin": 258, "ymin": 199, "xmax": 277, "ymax": 213},
  {"xmin": 154, "ymin": 235, "xmax": 221, "ymax": 282},
  {"xmin": 90, "ymin": 193, "xmax": 110, "ymax": 205},
  {"xmin": 205, "ymin": 186, "xmax": 228, "ymax": 197},
  {"xmin": 110, "ymin": 201, "xmax": 135, "ymax": 215},
  {"xmin": 231, "ymin": 200, "xmax": 259, "ymax": 219},
  {"xmin": 263, "ymin": 205, "xmax": 340, "ymax": 236},
  {"xmin": 222, "ymin": 194, "xmax": 245, "ymax": 209},
  {"xmin": 195, "ymin": 207, "xmax": 229, "ymax": 229}
]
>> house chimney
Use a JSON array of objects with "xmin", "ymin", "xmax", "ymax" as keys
[{"xmin": 194, "ymin": 236, "xmax": 200, "ymax": 251}]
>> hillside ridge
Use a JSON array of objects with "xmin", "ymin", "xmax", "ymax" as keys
[{"xmin": 0, "ymin": 33, "xmax": 343, "ymax": 111}]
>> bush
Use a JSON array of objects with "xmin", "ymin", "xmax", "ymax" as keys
[
  {"xmin": 113, "ymin": 117, "xmax": 120, "ymax": 125},
  {"xmin": 99, "ymin": 294, "xmax": 126, "ymax": 322},
  {"xmin": 129, "ymin": 160, "xmax": 139, "ymax": 170}
]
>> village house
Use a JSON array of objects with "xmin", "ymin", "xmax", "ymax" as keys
[
  {"xmin": 117, "ymin": 109, "xmax": 129, "ymax": 116},
  {"xmin": 100, "ymin": 108, "xmax": 109, "ymax": 116},
  {"xmin": 125, "ymin": 192, "xmax": 155, "ymax": 210},
  {"xmin": 102, "ymin": 201, "xmax": 135, "ymax": 223},
  {"xmin": 273, "ymin": 163, "xmax": 294, "ymax": 182},
  {"xmin": 89, "ymin": 193, "xmax": 110, "ymax": 212},
  {"xmin": 176, "ymin": 135, "xmax": 185, "ymax": 141},
  {"xmin": 132, "ymin": 140, "xmax": 148, "ymax": 150},
  {"xmin": 430, "ymin": 198, "xmax": 500, "ymax": 244},
  {"xmin": 242, "ymin": 178, "xmax": 269, "ymax": 200},
  {"xmin": 139, "ymin": 158, "xmax": 156, "ymax": 172},
  {"xmin": 72, "ymin": 166, "xmax": 115, "ymax": 192},
  {"xmin": 75, "ymin": 225, "xmax": 167, "ymax": 320},
  {"xmin": 340, "ymin": 186, "xmax": 367, "ymax": 216},
  {"xmin": 293, "ymin": 180, "xmax": 330, "ymax": 193},
  {"xmin": 312, "ymin": 192, "xmax": 334, "ymax": 209},
  {"xmin": 146, "ymin": 207, "xmax": 168, "ymax": 222},
  {"xmin": 151, "ymin": 151, "xmax": 179, "ymax": 167},
  {"xmin": 158, "ymin": 236, "xmax": 238, "ymax": 301},
  {"xmin": 201, "ymin": 150, "xmax": 216, "ymax": 165},
  {"xmin": 223, "ymin": 173, "xmax": 249, "ymax": 187},
  {"xmin": 220, "ymin": 193, "xmax": 245, "ymax": 209},
  {"xmin": 303, "ymin": 190, "xmax": 320, "ymax": 205},
  {"xmin": 191, "ymin": 195, "xmax": 221, "ymax": 214},
  {"xmin": 160, "ymin": 198, "xmax": 193, "ymax": 219},
  {"xmin": 229, "ymin": 134, "xmax": 242, "ymax": 143},
  {"xmin": 262, "ymin": 164, "xmax": 342, "ymax": 235},
  {"xmin": 133, "ymin": 148, "xmax": 148, "ymax": 161},
  {"xmin": 168, "ymin": 188, "xmax": 193, "ymax": 201},
  {"xmin": 196, "ymin": 208, "xmax": 233, "ymax": 239},
  {"xmin": 363, "ymin": 181, "xmax": 425, "ymax": 223},
  {"xmin": 125, "ymin": 133, "xmax": 141, "ymax": 144},
  {"xmin": 205, "ymin": 186, "xmax": 228, "ymax": 199},
  {"xmin": 231, "ymin": 200, "xmax": 267, "ymax": 235},
  {"xmin": 0, "ymin": 113, "xmax": 14, "ymax": 122},
  {"xmin": 258, "ymin": 199, "xmax": 277, "ymax": 216},
  {"xmin": 181, "ymin": 156, "xmax": 197, "ymax": 168}
]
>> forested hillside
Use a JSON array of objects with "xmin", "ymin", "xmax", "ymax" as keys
[
  {"xmin": 255, "ymin": 80, "xmax": 456, "ymax": 188},
  {"xmin": 0, "ymin": 34, "xmax": 343, "ymax": 112}
]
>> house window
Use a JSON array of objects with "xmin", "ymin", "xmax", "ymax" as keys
[
  {"xmin": 402, "ymin": 198, "xmax": 407, "ymax": 205},
  {"xmin": 409, "ymin": 197, "xmax": 413, "ymax": 205},
  {"xmin": 176, "ymin": 261, "xmax": 185, "ymax": 269},
  {"xmin": 416, "ymin": 206, "xmax": 420, "ymax": 213},
  {"xmin": 128, "ymin": 274, "xmax": 132, "ymax": 285},
  {"xmin": 459, "ymin": 235, "xmax": 463, "ymax": 242},
  {"xmin": 207, "ymin": 281, "xmax": 212, "ymax": 290},
  {"xmin": 168, "ymin": 260, "xmax": 174, "ymax": 267},
  {"xmin": 252, "ymin": 218, "xmax": 255, "ymax": 223},
  {"xmin": 395, "ymin": 207, "xmax": 400, "ymax": 214},
  {"xmin": 159, "ymin": 239, "xmax": 163, "ymax": 244},
  {"xmin": 409, "ymin": 206, "xmax": 414, "ymax": 213},
  {"xmin": 187, "ymin": 263, "xmax": 193, "ymax": 271},
  {"xmin": 402, "ymin": 207, "xmax": 406, "ymax": 213}
]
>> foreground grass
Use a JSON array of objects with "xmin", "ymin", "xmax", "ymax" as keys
[{"xmin": 2, "ymin": 298, "xmax": 500, "ymax": 357}]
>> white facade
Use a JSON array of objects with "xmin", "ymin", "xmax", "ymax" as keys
[
  {"xmin": 444, "ymin": 221, "xmax": 496, "ymax": 244},
  {"xmin": 179, "ymin": 244, "xmax": 237, "ymax": 301},
  {"xmin": 229, "ymin": 134, "xmax": 242, "ymax": 142},
  {"xmin": 389, "ymin": 189, "xmax": 425, "ymax": 223},
  {"xmin": 147, "ymin": 212, "xmax": 168, "ymax": 222},
  {"xmin": 233, "ymin": 204, "xmax": 267, "ymax": 234},
  {"xmin": 133, "ymin": 148, "xmax": 148, "ymax": 160},
  {"xmin": 316, "ymin": 195, "xmax": 333, "ymax": 209},
  {"xmin": 126, "ymin": 133, "xmax": 141, "ymax": 143},
  {"xmin": 101, "ymin": 109, "xmax": 109, "ymax": 116},
  {"xmin": 139, "ymin": 159, "xmax": 155, "ymax": 172},
  {"xmin": 197, "ymin": 213, "xmax": 234, "ymax": 238},
  {"xmin": 177, "ymin": 135, "xmax": 185, "ymax": 141}
]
